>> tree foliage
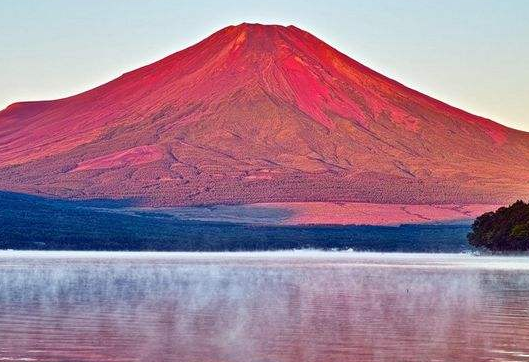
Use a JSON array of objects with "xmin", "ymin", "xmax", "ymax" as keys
[{"xmin": 468, "ymin": 200, "xmax": 529, "ymax": 252}]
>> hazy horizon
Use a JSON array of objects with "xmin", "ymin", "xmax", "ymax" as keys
[{"xmin": 1, "ymin": 0, "xmax": 528, "ymax": 131}]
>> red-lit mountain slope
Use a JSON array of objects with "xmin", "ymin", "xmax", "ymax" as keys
[{"xmin": 1, "ymin": 23, "xmax": 528, "ymax": 207}]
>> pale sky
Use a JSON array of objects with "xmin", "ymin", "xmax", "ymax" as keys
[{"xmin": 1, "ymin": 0, "xmax": 528, "ymax": 130}]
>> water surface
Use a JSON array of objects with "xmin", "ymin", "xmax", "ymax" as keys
[{"xmin": 1, "ymin": 251, "xmax": 529, "ymax": 361}]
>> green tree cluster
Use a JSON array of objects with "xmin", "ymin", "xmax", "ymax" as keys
[{"xmin": 468, "ymin": 200, "xmax": 529, "ymax": 252}]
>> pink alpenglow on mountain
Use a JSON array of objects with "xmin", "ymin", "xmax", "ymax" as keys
[{"xmin": 1, "ymin": 23, "xmax": 528, "ymax": 224}]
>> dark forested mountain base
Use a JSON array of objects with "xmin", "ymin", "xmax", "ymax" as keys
[{"xmin": 0, "ymin": 192, "xmax": 471, "ymax": 252}]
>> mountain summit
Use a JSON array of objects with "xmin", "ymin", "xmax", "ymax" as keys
[{"xmin": 1, "ymin": 23, "xmax": 528, "ymax": 206}]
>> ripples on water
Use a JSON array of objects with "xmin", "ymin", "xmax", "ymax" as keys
[{"xmin": 0, "ymin": 251, "xmax": 529, "ymax": 362}]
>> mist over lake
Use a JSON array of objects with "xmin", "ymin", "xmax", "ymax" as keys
[{"xmin": 1, "ymin": 251, "xmax": 529, "ymax": 362}]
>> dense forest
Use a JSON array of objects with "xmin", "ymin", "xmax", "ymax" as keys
[
  {"xmin": 468, "ymin": 201, "xmax": 529, "ymax": 252},
  {"xmin": 0, "ymin": 191, "xmax": 471, "ymax": 252}
]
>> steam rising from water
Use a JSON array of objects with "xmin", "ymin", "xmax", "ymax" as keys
[{"xmin": 1, "ymin": 251, "xmax": 529, "ymax": 361}]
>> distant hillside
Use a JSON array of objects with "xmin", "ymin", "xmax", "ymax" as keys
[{"xmin": 0, "ymin": 192, "xmax": 470, "ymax": 252}]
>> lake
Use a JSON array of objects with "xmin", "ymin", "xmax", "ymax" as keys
[{"xmin": 1, "ymin": 251, "xmax": 529, "ymax": 361}]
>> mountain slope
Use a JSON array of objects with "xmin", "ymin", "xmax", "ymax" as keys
[{"xmin": 1, "ymin": 23, "xmax": 528, "ymax": 206}]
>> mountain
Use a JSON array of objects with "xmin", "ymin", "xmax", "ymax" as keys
[{"xmin": 1, "ymin": 23, "xmax": 528, "ymax": 209}]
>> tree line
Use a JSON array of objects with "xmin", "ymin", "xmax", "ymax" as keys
[{"xmin": 468, "ymin": 200, "xmax": 529, "ymax": 252}]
